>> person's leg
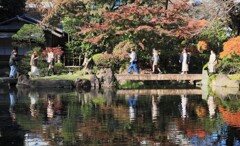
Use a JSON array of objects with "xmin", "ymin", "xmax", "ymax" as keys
[
  {"xmin": 152, "ymin": 64, "xmax": 155, "ymax": 73},
  {"xmin": 157, "ymin": 66, "xmax": 162, "ymax": 74},
  {"xmin": 10, "ymin": 65, "xmax": 17, "ymax": 78},
  {"xmin": 133, "ymin": 63, "xmax": 139, "ymax": 74},
  {"xmin": 128, "ymin": 62, "xmax": 133, "ymax": 73},
  {"xmin": 9, "ymin": 66, "xmax": 13, "ymax": 77}
]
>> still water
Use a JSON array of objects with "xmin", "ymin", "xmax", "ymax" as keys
[{"xmin": 0, "ymin": 85, "xmax": 239, "ymax": 146}]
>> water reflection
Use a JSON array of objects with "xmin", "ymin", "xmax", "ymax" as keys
[
  {"xmin": 0, "ymin": 86, "xmax": 239, "ymax": 145},
  {"xmin": 29, "ymin": 91, "xmax": 39, "ymax": 118},
  {"xmin": 9, "ymin": 88, "xmax": 17, "ymax": 121},
  {"xmin": 207, "ymin": 95, "xmax": 216, "ymax": 119},
  {"xmin": 128, "ymin": 94, "xmax": 138, "ymax": 123},
  {"xmin": 152, "ymin": 95, "xmax": 160, "ymax": 123},
  {"xmin": 180, "ymin": 94, "xmax": 188, "ymax": 119}
]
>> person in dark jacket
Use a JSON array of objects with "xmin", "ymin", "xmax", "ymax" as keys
[{"xmin": 9, "ymin": 49, "xmax": 19, "ymax": 78}]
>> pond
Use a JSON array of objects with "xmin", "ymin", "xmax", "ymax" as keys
[{"xmin": 0, "ymin": 85, "xmax": 239, "ymax": 146}]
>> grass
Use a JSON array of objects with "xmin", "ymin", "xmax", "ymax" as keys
[{"xmin": 34, "ymin": 70, "xmax": 91, "ymax": 81}]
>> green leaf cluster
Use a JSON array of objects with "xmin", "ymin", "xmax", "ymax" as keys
[
  {"xmin": 217, "ymin": 54, "xmax": 240, "ymax": 74},
  {"xmin": 12, "ymin": 24, "xmax": 45, "ymax": 48}
]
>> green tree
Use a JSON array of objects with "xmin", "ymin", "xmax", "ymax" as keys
[
  {"xmin": 12, "ymin": 24, "xmax": 45, "ymax": 48},
  {"xmin": 0, "ymin": 0, "xmax": 25, "ymax": 21}
]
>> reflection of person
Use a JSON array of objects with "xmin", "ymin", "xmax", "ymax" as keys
[
  {"xmin": 30, "ymin": 51, "xmax": 40, "ymax": 77},
  {"xmin": 207, "ymin": 96, "xmax": 216, "ymax": 118},
  {"xmin": 45, "ymin": 94, "xmax": 63, "ymax": 120},
  {"xmin": 179, "ymin": 48, "xmax": 190, "ymax": 74},
  {"xmin": 152, "ymin": 95, "xmax": 161, "ymax": 122},
  {"xmin": 9, "ymin": 88, "xmax": 17, "ymax": 121},
  {"xmin": 181, "ymin": 94, "xmax": 188, "ymax": 119},
  {"xmin": 128, "ymin": 94, "xmax": 138, "ymax": 122},
  {"xmin": 47, "ymin": 95, "xmax": 54, "ymax": 119},
  {"xmin": 9, "ymin": 49, "xmax": 19, "ymax": 78},
  {"xmin": 47, "ymin": 48, "xmax": 55, "ymax": 76},
  {"xmin": 208, "ymin": 50, "xmax": 217, "ymax": 76},
  {"xmin": 28, "ymin": 91, "xmax": 39, "ymax": 118},
  {"xmin": 127, "ymin": 48, "xmax": 139, "ymax": 74}
]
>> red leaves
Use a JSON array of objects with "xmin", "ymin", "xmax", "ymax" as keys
[
  {"xmin": 78, "ymin": 1, "xmax": 208, "ymax": 44},
  {"xmin": 42, "ymin": 47, "xmax": 64, "ymax": 56}
]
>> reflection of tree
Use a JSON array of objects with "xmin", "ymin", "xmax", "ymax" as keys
[
  {"xmin": 62, "ymin": 101, "xmax": 79, "ymax": 144},
  {"xmin": 219, "ymin": 105, "xmax": 240, "ymax": 127}
]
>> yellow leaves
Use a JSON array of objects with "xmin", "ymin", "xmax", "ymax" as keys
[
  {"xmin": 220, "ymin": 36, "xmax": 240, "ymax": 58},
  {"xmin": 197, "ymin": 40, "xmax": 208, "ymax": 53}
]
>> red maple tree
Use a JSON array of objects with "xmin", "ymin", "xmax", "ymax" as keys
[{"xmin": 78, "ymin": 0, "xmax": 208, "ymax": 49}]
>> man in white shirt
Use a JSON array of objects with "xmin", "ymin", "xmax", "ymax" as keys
[{"xmin": 127, "ymin": 48, "xmax": 139, "ymax": 74}]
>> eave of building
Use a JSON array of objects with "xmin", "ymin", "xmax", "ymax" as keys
[{"xmin": 0, "ymin": 15, "xmax": 66, "ymax": 38}]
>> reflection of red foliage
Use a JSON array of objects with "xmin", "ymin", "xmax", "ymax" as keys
[
  {"xmin": 42, "ymin": 47, "xmax": 64, "ymax": 56},
  {"xmin": 219, "ymin": 105, "xmax": 240, "ymax": 128},
  {"xmin": 176, "ymin": 118, "xmax": 207, "ymax": 139},
  {"xmin": 186, "ymin": 128, "xmax": 206, "ymax": 138}
]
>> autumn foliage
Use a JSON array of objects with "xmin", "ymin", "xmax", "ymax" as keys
[
  {"xmin": 42, "ymin": 47, "xmax": 64, "ymax": 57},
  {"xmin": 79, "ymin": 0, "xmax": 208, "ymax": 47},
  {"xmin": 220, "ymin": 36, "xmax": 240, "ymax": 58},
  {"xmin": 197, "ymin": 40, "xmax": 208, "ymax": 53},
  {"xmin": 219, "ymin": 105, "xmax": 240, "ymax": 128}
]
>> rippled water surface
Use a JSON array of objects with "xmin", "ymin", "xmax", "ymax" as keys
[{"xmin": 0, "ymin": 85, "xmax": 240, "ymax": 146}]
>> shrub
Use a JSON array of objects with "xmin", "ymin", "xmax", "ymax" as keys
[
  {"xmin": 92, "ymin": 53, "xmax": 112, "ymax": 68},
  {"xmin": 217, "ymin": 54, "xmax": 240, "ymax": 74},
  {"xmin": 54, "ymin": 62, "xmax": 64, "ymax": 75}
]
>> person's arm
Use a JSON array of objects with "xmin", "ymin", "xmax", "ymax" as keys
[
  {"xmin": 179, "ymin": 54, "xmax": 182, "ymax": 63},
  {"xmin": 34, "ymin": 56, "xmax": 39, "ymax": 60},
  {"xmin": 129, "ymin": 52, "xmax": 134, "ymax": 62}
]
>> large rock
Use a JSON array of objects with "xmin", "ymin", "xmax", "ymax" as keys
[
  {"xmin": 75, "ymin": 78, "xmax": 91, "ymax": 91},
  {"xmin": 201, "ymin": 70, "xmax": 209, "ymax": 86},
  {"xmin": 96, "ymin": 68, "xmax": 115, "ymax": 88},
  {"xmin": 211, "ymin": 74, "xmax": 239, "ymax": 88},
  {"xmin": 212, "ymin": 86, "xmax": 239, "ymax": 99},
  {"xmin": 17, "ymin": 75, "xmax": 74, "ymax": 88},
  {"xmin": 89, "ymin": 75, "xmax": 100, "ymax": 88}
]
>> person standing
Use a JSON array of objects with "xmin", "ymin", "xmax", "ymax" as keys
[
  {"xmin": 9, "ymin": 49, "xmax": 19, "ymax": 78},
  {"xmin": 30, "ymin": 51, "xmax": 40, "ymax": 77},
  {"xmin": 47, "ymin": 48, "xmax": 55, "ymax": 76},
  {"xmin": 208, "ymin": 50, "xmax": 217, "ymax": 76},
  {"xmin": 152, "ymin": 48, "xmax": 162, "ymax": 74},
  {"xmin": 179, "ymin": 48, "xmax": 190, "ymax": 74},
  {"xmin": 127, "ymin": 48, "xmax": 139, "ymax": 74}
]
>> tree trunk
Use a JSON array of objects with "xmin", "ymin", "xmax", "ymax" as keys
[
  {"xmin": 165, "ymin": 0, "xmax": 169, "ymax": 10},
  {"xmin": 82, "ymin": 57, "xmax": 92, "ymax": 69}
]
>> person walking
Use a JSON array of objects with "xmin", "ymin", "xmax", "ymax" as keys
[
  {"xmin": 30, "ymin": 51, "xmax": 40, "ymax": 77},
  {"xmin": 47, "ymin": 48, "xmax": 55, "ymax": 76},
  {"xmin": 179, "ymin": 48, "xmax": 190, "ymax": 74},
  {"xmin": 208, "ymin": 50, "xmax": 217, "ymax": 76},
  {"xmin": 9, "ymin": 49, "xmax": 19, "ymax": 78},
  {"xmin": 152, "ymin": 48, "xmax": 162, "ymax": 74},
  {"xmin": 127, "ymin": 48, "xmax": 139, "ymax": 74}
]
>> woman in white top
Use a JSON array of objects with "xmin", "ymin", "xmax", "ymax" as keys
[
  {"xmin": 179, "ymin": 48, "xmax": 190, "ymax": 74},
  {"xmin": 47, "ymin": 48, "xmax": 55, "ymax": 76},
  {"xmin": 30, "ymin": 51, "xmax": 40, "ymax": 77},
  {"xmin": 208, "ymin": 50, "xmax": 217, "ymax": 75},
  {"xmin": 152, "ymin": 48, "xmax": 160, "ymax": 73}
]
